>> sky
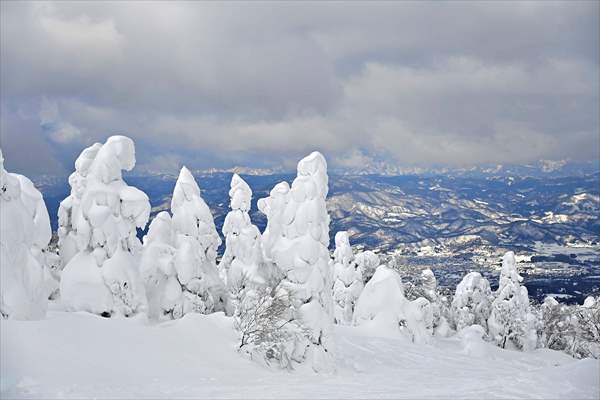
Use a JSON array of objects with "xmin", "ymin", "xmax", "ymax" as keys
[{"xmin": 1, "ymin": 1, "xmax": 599, "ymax": 176}]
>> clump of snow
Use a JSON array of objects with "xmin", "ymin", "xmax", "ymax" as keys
[
  {"xmin": 331, "ymin": 231, "xmax": 363, "ymax": 325},
  {"xmin": 488, "ymin": 251, "xmax": 537, "ymax": 350},
  {"xmin": 0, "ymin": 149, "xmax": 56, "ymax": 319},
  {"xmin": 257, "ymin": 151, "xmax": 334, "ymax": 372},
  {"xmin": 58, "ymin": 136, "xmax": 150, "ymax": 316}
]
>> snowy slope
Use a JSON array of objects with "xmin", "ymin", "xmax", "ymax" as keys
[{"xmin": 2, "ymin": 311, "xmax": 598, "ymax": 399}]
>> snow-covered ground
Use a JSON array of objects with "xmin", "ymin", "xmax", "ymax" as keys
[{"xmin": 2, "ymin": 311, "xmax": 598, "ymax": 399}]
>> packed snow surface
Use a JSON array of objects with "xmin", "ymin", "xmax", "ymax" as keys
[{"xmin": 1, "ymin": 311, "xmax": 598, "ymax": 399}]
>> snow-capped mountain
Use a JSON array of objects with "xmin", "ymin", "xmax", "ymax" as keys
[{"xmin": 33, "ymin": 168, "xmax": 600, "ymax": 303}]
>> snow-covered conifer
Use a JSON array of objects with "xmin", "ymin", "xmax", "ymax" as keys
[
  {"xmin": 140, "ymin": 167, "xmax": 228, "ymax": 319},
  {"xmin": 139, "ymin": 211, "xmax": 183, "ymax": 319},
  {"xmin": 59, "ymin": 136, "xmax": 150, "ymax": 316},
  {"xmin": 354, "ymin": 250, "xmax": 379, "ymax": 284},
  {"xmin": 573, "ymin": 296, "xmax": 600, "ymax": 358},
  {"xmin": 408, "ymin": 297, "xmax": 434, "ymax": 343},
  {"xmin": 221, "ymin": 174, "xmax": 267, "ymax": 289},
  {"xmin": 0, "ymin": 149, "xmax": 56, "ymax": 319},
  {"xmin": 170, "ymin": 166, "xmax": 226, "ymax": 314},
  {"xmin": 539, "ymin": 295, "xmax": 600, "ymax": 359},
  {"xmin": 540, "ymin": 296, "xmax": 575, "ymax": 353},
  {"xmin": 258, "ymin": 181, "xmax": 290, "ymax": 264},
  {"xmin": 331, "ymin": 231, "xmax": 363, "ymax": 325},
  {"xmin": 487, "ymin": 251, "xmax": 537, "ymax": 350},
  {"xmin": 420, "ymin": 269, "xmax": 437, "ymax": 302},
  {"xmin": 257, "ymin": 151, "xmax": 334, "ymax": 372},
  {"xmin": 353, "ymin": 265, "xmax": 433, "ymax": 343},
  {"xmin": 451, "ymin": 272, "xmax": 493, "ymax": 332},
  {"xmin": 353, "ymin": 265, "xmax": 407, "ymax": 334},
  {"xmin": 419, "ymin": 269, "xmax": 451, "ymax": 335}
]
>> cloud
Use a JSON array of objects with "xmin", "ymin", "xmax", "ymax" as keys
[
  {"xmin": 1, "ymin": 1, "xmax": 598, "ymax": 174},
  {"xmin": 39, "ymin": 98, "xmax": 83, "ymax": 144}
]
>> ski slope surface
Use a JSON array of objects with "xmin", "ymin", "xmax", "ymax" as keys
[{"xmin": 1, "ymin": 311, "xmax": 598, "ymax": 399}]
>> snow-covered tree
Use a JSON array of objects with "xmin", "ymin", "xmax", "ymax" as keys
[
  {"xmin": 487, "ymin": 251, "xmax": 537, "ymax": 350},
  {"xmin": 140, "ymin": 167, "xmax": 228, "ymax": 319},
  {"xmin": 353, "ymin": 265, "xmax": 407, "ymax": 334},
  {"xmin": 221, "ymin": 174, "xmax": 268, "ymax": 289},
  {"xmin": 231, "ymin": 273, "xmax": 300, "ymax": 368},
  {"xmin": 58, "ymin": 136, "xmax": 150, "ymax": 316},
  {"xmin": 353, "ymin": 265, "xmax": 433, "ymax": 344},
  {"xmin": 420, "ymin": 269, "xmax": 437, "ymax": 302},
  {"xmin": 417, "ymin": 269, "xmax": 452, "ymax": 336},
  {"xmin": 257, "ymin": 151, "xmax": 334, "ymax": 372},
  {"xmin": 331, "ymin": 231, "xmax": 363, "ymax": 325},
  {"xmin": 539, "ymin": 295, "xmax": 600, "ymax": 359},
  {"xmin": 139, "ymin": 211, "xmax": 182, "ymax": 319},
  {"xmin": 0, "ymin": 149, "xmax": 56, "ymax": 319},
  {"xmin": 451, "ymin": 272, "xmax": 493, "ymax": 332},
  {"xmin": 540, "ymin": 296, "xmax": 575, "ymax": 352},
  {"xmin": 354, "ymin": 250, "xmax": 379, "ymax": 284},
  {"xmin": 408, "ymin": 297, "xmax": 434, "ymax": 342},
  {"xmin": 258, "ymin": 181, "xmax": 289, "ymax": 265},
  {"xmin": 171, "ymin": 166, "xmax": 226, "ymax": 314},
  {"xmin": 574, "ymin": 296, "xmax": 600, "ymax": 358}
]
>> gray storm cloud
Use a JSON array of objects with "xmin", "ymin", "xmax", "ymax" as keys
[{"xmin": 0, "ymin": 1, "xmax": 598, "ymax": 175}]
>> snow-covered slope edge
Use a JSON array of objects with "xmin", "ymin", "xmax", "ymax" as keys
[{"xmin": 1, "ymin": 311, "xmax": 598, "ymax": 399}]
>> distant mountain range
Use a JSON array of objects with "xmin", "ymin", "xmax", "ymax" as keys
[
  {"xmin": 74, "ymin": 158, "xmax": 597, "ymax": 179},
  {"xmin": 33, "ymin": 161, "xmax": 600, "ymax": 303}
]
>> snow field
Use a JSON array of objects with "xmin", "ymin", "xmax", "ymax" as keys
[{"xmin": 1, "ymin": 311, "xmax": 598, "ymax": 399}]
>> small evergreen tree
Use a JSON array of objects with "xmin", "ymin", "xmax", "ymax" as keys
[
  {"xmin": 487, "ymin": 252, "xmax": 537, "ymax": 350},
  {"xmin": 451, "ymin": 272, "xmax": 493, "ymax": 332},
  {"xmin": 331, "ymin": 231, "xmax": 364, "ymax": 325},
  {"xmin": 221, "ymin": 174, "xmax": 269, "ymax": 290}
]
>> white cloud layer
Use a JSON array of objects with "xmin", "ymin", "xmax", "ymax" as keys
[{"xmin": 1, "ymin": 1, "xmax": 598, "ymax": 174}]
